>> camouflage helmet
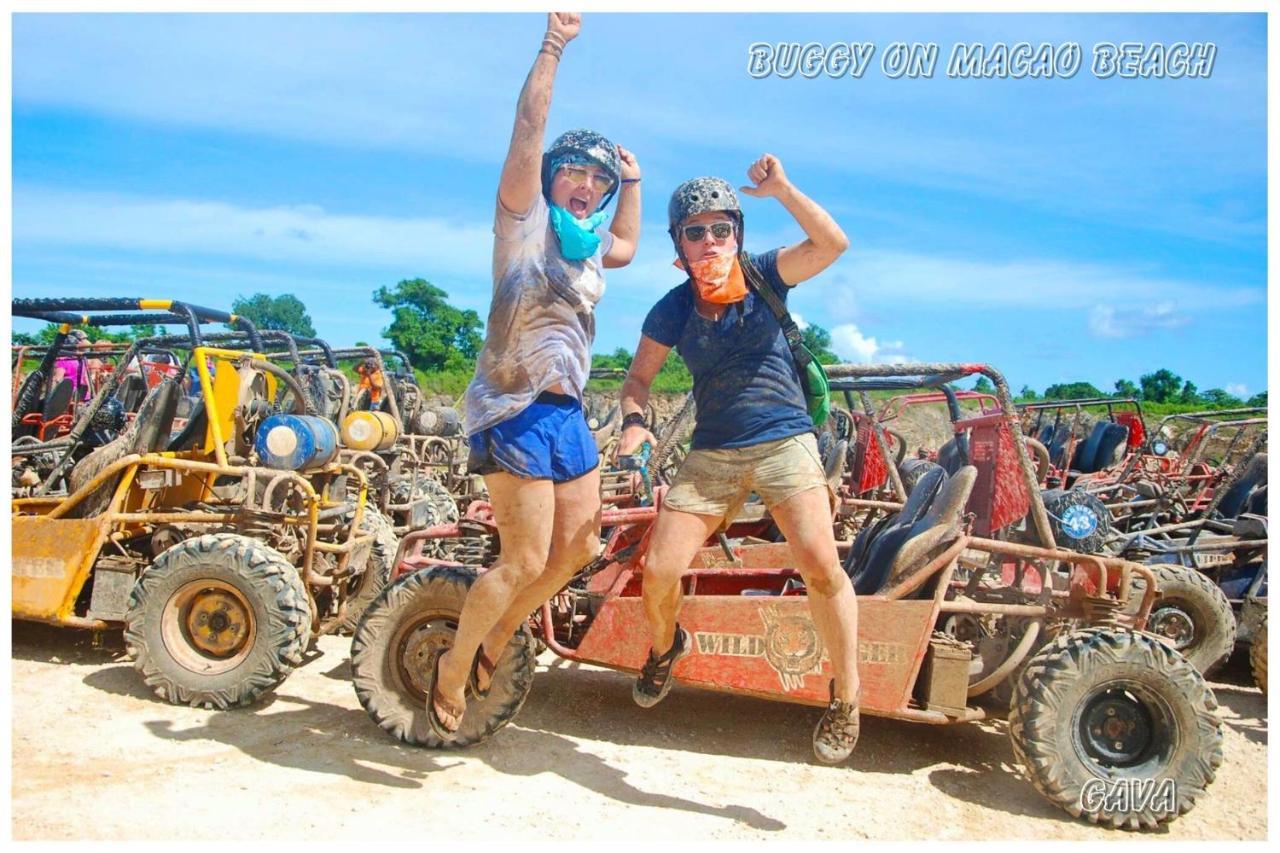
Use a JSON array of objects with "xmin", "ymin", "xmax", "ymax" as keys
[
  {"xmin": 541, "ymin": 129, "xmax": 621, "ymax": 207},
  {"xmin": 667, "ymin": 176, "xmax": 743, "ymax": 243}
]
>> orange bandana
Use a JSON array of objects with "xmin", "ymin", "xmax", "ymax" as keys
[{"xmin": 674, "ymin": 254, "xmax": 747, "ymax": 304}]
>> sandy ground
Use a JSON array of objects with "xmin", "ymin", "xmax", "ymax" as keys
[{"xmin": 10, "ymin": 622, "xmax": 1267, "ymax": 841}]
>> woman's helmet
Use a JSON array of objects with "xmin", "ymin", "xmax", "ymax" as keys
[
  {"xmin": 541, "ymin": 129, "xmax": 621, "ymax": 209},
  {"xmin": 667, "ymin": 177, "xmax": 743, "ymax": 246}
]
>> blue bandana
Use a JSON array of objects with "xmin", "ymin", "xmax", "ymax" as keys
[{"xmin": 549, "ymin": 204, "xmax": 608, "ymax": 261}]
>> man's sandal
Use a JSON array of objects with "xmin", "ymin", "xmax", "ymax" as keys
[
  {"xmin": 632, "ymin": 624, "xmax": 692, "ymax": 709},
  {"xmin": 468, "ymin": 645, "xmax": 500, "ymax": 699},
  {"xmin": 812, "ymin": 679, "xmax": 861, "ymax": 765},
  {"xmin": 426, "ymin": 651, "xmax": 465, "ymax": 741}
]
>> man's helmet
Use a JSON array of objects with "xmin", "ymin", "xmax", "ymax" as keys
[
  {"xmin": 667, "ymin": 177, "xmax": 743, "ymax": 244},
  {"xmin": 541, "ymin": 129, "xmax": 621, "ymax": 208}
]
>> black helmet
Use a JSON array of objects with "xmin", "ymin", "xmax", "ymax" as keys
[
  {"xmin": 667, "ymin": 177, "xmax": 743, "ymax": 244},
  {"xmin": 541, "ymin": 129, "xmax": 621, "ymax": 208}
]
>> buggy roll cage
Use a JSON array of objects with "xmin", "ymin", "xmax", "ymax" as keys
[
  {"xmin": 825, "ymin": 363, "xmax": 1057, "ymax": 552},
  {"xmin": 11, "ymin": 299, "xmax": 264, "ymax": 490}
]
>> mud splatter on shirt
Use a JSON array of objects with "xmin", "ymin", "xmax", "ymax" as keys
[
  {"xmin": 461, "ymin": 194, "xmax": 613, "ymax": 437},
  {"xmin": 642, "ymin": 249, "xmax": 813, "ymax": 450}
]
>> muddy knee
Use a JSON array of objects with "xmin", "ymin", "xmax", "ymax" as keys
[{"xmin": 798, "ymin": 561, "xmax": 850, "ymax": 598}]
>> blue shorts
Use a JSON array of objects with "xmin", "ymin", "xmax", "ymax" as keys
[{"xmin": 467, "ymin": 391, "xmax": 599, "ymax": 483}]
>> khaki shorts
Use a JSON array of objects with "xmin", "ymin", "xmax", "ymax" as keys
[{"xmin": 664, "ymin": 432, "xmax": 833, "ymax": 521}]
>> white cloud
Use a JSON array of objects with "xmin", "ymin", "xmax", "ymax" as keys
[
  {"xmin": 791, "ymin": 312, "xmax": 809, "ymax": 330},
  {"xmin": 1088, "ymin": 301, "xmax": 1191, "ymax": 339},
  {"xmin": 790, "ymin": 248, "xmax": 1262, "ymax": 331},
  {"xmin": 13, "ymin": 186, "xmax": 494, "ymax": 278},
  {"xmin": 829, "ymin": 323, "xmax": 907, "ymax": 364},
  {"xmin": 1226, "ymin": 383, "xmax": 1250, "ymax": 398}
]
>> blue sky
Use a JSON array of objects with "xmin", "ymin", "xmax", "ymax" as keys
[{"xmin": 11, "ymin": 12, "xmax": 1267, "ymax": 396}]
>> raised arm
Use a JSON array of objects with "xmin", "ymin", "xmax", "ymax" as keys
[
  {"xmin": 739, "ymin": 153, "xmax": 849, "ymax": 286},
  {"xmin": 498, "ymin": 13, "xmax": 580, "ymax": 215},
  {"xmin": 603, "ymin": 145, "xmax": 641, "ymax": 268}
]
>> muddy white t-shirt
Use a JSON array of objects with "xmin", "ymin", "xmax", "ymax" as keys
[{"xmin": 461, "ymin": 194, "xmax": 613, "ymax": 437}]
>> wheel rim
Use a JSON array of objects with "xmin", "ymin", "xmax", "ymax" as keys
[
  {"xmin": 1148, "ymin": 604, "xmax": 1197, "ymax": 651},
  {"xmin": 161, "ymin": 580, "xmax": 257, "ymax": 675},
  {"xmin": 390, "ymin": 613, "xmax": 458, "ymax": 703},
  {"xmin": 1074, "ymin": 681, "xmax": 1175, "ymax": 774}
]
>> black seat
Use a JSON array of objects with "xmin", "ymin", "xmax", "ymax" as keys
[
  {"xmin": 115, "ymin": 374, "xmax": 147, "ymax": 412},
  {"xmin": 1070, "ymin": 421, "xmax": 1129, "ymax": 474},
  {"xmin": 1246, "ymin": 485, "xmax": 1267, "ymax": 518},
  {"xmin": 167, "ymin": 399, "xmax": 209, "ymax": 452},
  {"xmin": 1047, "ymin": 424, "xmax": 1070, "ymax": 468},
  {"xmin": 1215, "ymin": 453, "xmax": 1267, "ymax": 520},
  {"xmin": 846, "ymin": 466, "xmax": 946, "ymax": 594},
  {"xmin": 42, "ymin": 379, "xmax": 75, "ymax": 422},
  {"xmin": 935, "ymin": 435, "xmax": 968, "ymax": 476},
  {"xmin": 1092, "ymin": 422, "xmax": 1129, "ymax": 471},
  {"xmin": 847, "ymin": 466, "xmax": 976, "ymax": 596},
  {"xmin": 67, "ymin": 380, "xmax": 181, "ymax": 519}
]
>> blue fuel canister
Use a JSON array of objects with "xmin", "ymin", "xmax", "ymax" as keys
[{"xmin": 255, "ymin": 414, "xmax": 340, "ymax": 471}]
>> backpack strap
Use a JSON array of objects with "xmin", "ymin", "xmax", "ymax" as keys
[{"xmin": 738, "ymin": 250, "xmax": 813, "ymax": 371}]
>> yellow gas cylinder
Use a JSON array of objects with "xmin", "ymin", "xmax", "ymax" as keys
[{"xmin": 341, "ymin": 410, "xmax": 400, "ymax": 451}]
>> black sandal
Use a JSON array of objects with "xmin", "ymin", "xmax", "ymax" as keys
[
  {"xmin": 812, "ymin": 679, "xmax": 860, "ymax": 765},
  {"xmin": 426, "ymin": 651, "xmax": 465, "ymax": 741},
  {"xmin": 468, "ymin": 645, "xmax": 500, "ymax": 699},
  {"xmin": 632, "ymin": 625, "xmax": 691, "ymax": 709}
]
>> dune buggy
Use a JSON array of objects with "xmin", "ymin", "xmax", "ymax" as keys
[
  {"xmin": 11, "ymin": 298, "xmax": 377, "ymax": 708},
  {"xmin": 349, "ymin": 362, "xmax": 1222, "ymax": 831}
]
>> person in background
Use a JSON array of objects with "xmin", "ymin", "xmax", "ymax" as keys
[
  {"xmin": 355, "ymin": 357, "xmax": 386, "ymax": 411},
  {"xmin": 50, "ymin": 329, "xmax": 92, "ymax": 401}
]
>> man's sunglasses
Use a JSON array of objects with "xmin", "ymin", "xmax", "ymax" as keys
[
  {"xmin": 559, "ymin": 165, "xmax": 616, "ymax": 193},
  {"xmin": 681, "ymin": 222, "xmax": 735, "ymax": 242}
]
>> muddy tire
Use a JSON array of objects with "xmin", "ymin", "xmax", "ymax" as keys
[
  {"xmin": 1133, "ymin": 563, "xmax": 1236, "ymax": 676},
  {"xmin": 350, "ymin": 565, "xmax": 535, "ymax": 747},
  {"xmin": 1251, "ymin": 611, "xmax": 1267, "ymax": 693},
  {"xmin": 1009, "ymin": 627, "xmax": 1222, "ymax": 830},
  {"xmin": 124, "ymin": 533, "xmax": 312, "ymax": 709},
  {"xmin": 420, "ymin": 477, "xmax": 460, "ymax": 524},
  {"xmin": 335, "ymin": 507, "xmax": 399, "ymax": 635}
]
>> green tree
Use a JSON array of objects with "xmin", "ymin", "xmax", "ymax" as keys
[
  {"xmin": 801, "ymin": 323, "xmax": 840, "ymax": 365},
  {"xmin": 1017, "ymin": 385, "xmax": 1038, "ymax": 401},
  {"xmin": 653, "ymin": 350, "xmax": 693, "ymax": 392},
  {"xmin": 1043, "ymin": 381, "xmax": 1104, "ymax": 400},
  {"xmin": 591, "ymin": 347, "xmax": 633, "ymax": 371},
  {"xmin": 972, "ymin": 376, "xmax": 995, "ymax": 394},
  {"xmin": 1114, "ymin": 379, "xmax": 1141, "ymax": 399},
  {"xmin": 1247, "ymin": 391, "xmax": 1267, "ymax": 407},
  {"xmin": 231, "ymin": 293, "xmax": 317, "ymax": 337},
  {"xmin": 372, "ymin": 278, "xmax": 483, "ymax": 372},
  {"xmin": 1139, "ymin": 368, "xmax": 1183, "ymax": 404},
  {"xmin": 1178, "ymin": 380, "xmax": 1200, "ymax": 405},
  {"xmin": 1200, "ymin": 388, "xmax": 1243, "ymax": 409}
]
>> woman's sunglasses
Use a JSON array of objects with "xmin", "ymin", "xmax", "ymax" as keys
[
  {"xmin": 559, "ymin": 165, "xmax": 616, "ymax": 193},
  {"xmin": 681, "ymin": 222, "xmax": 735, "ymax": 242}
]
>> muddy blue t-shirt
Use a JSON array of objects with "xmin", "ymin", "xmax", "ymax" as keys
[{"xmin": 641, "ymin": 249, "xmax": 814, "ymax": 450}]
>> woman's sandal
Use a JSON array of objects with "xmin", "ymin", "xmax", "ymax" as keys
[
  {"xmin": 426, "ymin": 651, "xmax": 465, "ymax": 741},
  {"xmin": 468, "ymin": 645, "xmax": 500, "ymax": 699},
  {"xmin": 632, "ymin": 625, "xmax": 691, "ymax": 709}
]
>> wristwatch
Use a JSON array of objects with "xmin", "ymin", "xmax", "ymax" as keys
[{"xmin": 621, "ymin": 412, "xmax": 647, "ymax": 430}]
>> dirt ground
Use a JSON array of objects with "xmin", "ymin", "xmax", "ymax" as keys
[{"xmin": 9, "ymin": 622, "xmax": 1268, "ymax": 841}]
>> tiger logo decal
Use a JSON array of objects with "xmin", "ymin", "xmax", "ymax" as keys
[{"xmin": 760, "ymin": 605, "xmax": 825, "ymax": 691}]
